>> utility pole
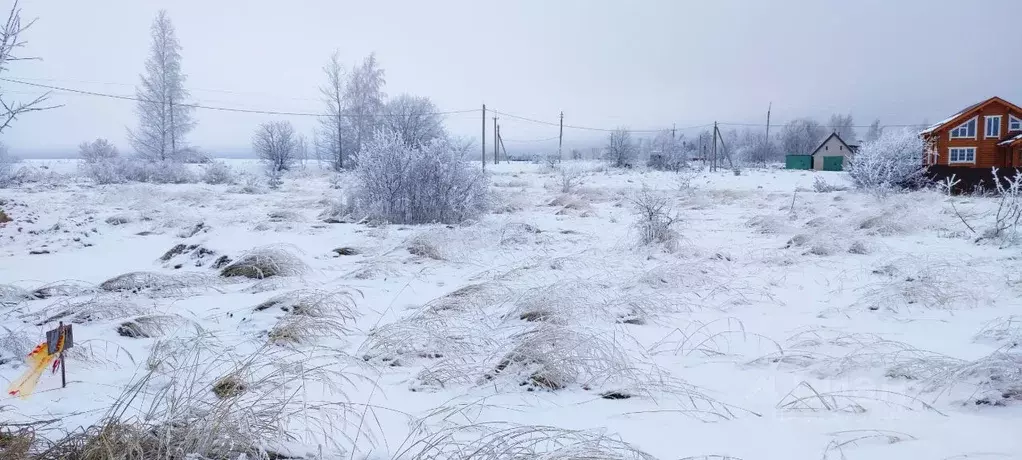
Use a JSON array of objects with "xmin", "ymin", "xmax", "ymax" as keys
[
  {"xmin": 495, "ymin": 124, "xmax": 501, "ymax": 164},
  {"xmin": 499, "ymin": 129, "xmax": 508, "ymax": 160},
  {"xmin": 765, "ymin": 102, "xmax": 772, "ymax": 140},
  {"xmin": 493, "ymin": 116, "xmax": 498, "ymax": 165},
  {"xmin": 481, "ymin": 104, "xmax": 486, "ymax": 169},
  {"xmin": 672, "ymin": 123, "xmax": 676, "ymax": 140},
  {"xmin": 558, "ymin": 111, "xmax": 564, "ymax": 160},
  {"xmin": 712, "ymin": 121, "xmax": 718, "ymax": 172}
]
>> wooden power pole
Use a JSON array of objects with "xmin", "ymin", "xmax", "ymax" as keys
[
  {"xmin": 712, "ymin": 121, "xmax": 718, "ymax": 172},
  {"xmin": 481, "ymin": 104, "xmax": 486, "ymax": 169},
  {"xmin": 493, "ymin": 116, "xmax": 498, "ymax": 164},
  {"xmin": 558, "ymin": 111, "xmax": 564, "ymax": 160},
  {"xmin": 495, "ymin": 124, "xmax": 501, "ymax": 164}
]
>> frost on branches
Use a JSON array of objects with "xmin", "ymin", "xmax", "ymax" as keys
[
  {"xmin": 353, "ymin": 131, "xmax": 488, "ymax": 225},
  {"xmin": 847, "ymin": 128, "xmax": 926, "ymax": 197}
]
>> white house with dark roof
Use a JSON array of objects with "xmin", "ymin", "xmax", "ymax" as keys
[{"xmin": 810, "ymin": 132, "xmax": 857, "ymax": 171}]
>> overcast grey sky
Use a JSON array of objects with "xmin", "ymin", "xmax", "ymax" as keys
[{"xmin": 4, "ymin": 0, "xmax": 1022, "ymax": 156}]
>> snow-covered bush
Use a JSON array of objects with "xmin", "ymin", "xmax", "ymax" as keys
[
  {"xmin": 557, "ymin": 164, "xmax": 584, "ymax": 193},
  {"xmin": 847, "ymin": 128, "xmax": 926, "ymax": 198},
  {"xmin": 121, "ymin": 159, "xmax": 197, "ymax": 184},
  {"xmin": 647, "ymin": 130, "xmax": 687, "ymax": 171},
  {"xmin": 352, "ymin": 131, "xmax": 488, "ymax": 225},
  {"xmin": 81, "ymin": 157, "xmax": 197, "ymax": 185},
  {"xmin": 631, "ymin": 189, "xmax": 679, "ymax": 250},
  {"xmin": 80, "ymin": 158, "xmax": 126, "ymax": 184},
  {"xmin": 78, "ymin": 138, "xmax": 119, "ymax": 163},
  {"xmin": 982, "ymin": 168, "xmax": 1022, "ymax": 244},
  {"xmin": 201, "ymin": 160, "xmax": 235, "ymax": 185},
  {"xmin": 0, "ymin": 144, "xmax": 18, "ymax": 188}
]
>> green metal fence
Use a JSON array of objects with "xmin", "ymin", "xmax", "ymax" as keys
[{"xmin": 785, "ymin": 155, "xmax": 812, "ymax": 170}]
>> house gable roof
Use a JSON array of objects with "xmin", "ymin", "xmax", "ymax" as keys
[
  {"xmin": 920, "ymin": 97, "xmax": 1022, "ymax": 136},
  {"xmin": 810, "ymin": 132, "xmax": 855, "ymax": 156}
]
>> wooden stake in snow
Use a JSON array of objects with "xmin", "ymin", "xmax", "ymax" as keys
[{"xmin": 46, "ymin": 322, "xmax": 73, "ymax": 388}]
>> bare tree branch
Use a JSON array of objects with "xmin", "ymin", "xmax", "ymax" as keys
[{"xmin": 0, "ymin": 0, "xmax": 57, "ymax": 137}]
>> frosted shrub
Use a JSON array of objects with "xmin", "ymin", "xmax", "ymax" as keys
[
  {"xmin": 122, "ymin": 159, "xmax": 196, "ymax": 184},
  {"xmin": 557, "ymin": 164, "xmax": 584, "ymax": 193},
  {"xmin": 0, "ymin": 145, "xmax": 16, "ymax": 188},
  {"xmin": 353, "ymin": 131, "xmax": 488, "ymax": 224},
  {"xmin": 631, "ymin": 189, "xmax": 679, "ymax": 249},
  {"xmin": 647, "ymin": 130, "xmax": 687, "ymax": 171},
  {"xmin": 982, "ymin": 168, "xmax": 1022, "ymax": 244},
  {"xmin": 80, "ymin": 159, "xmax": 126, "ymax": 184},
  {"xmin": 847, "ymin": 128, "xmax": 926, "ymax": 198},
  {"xmin": 78, "ymin": 138, "xmax": 119, "ymax": 163},
  {"xmin": 202, "ymin": 160, "xmax": 235, "ymax": 185}
]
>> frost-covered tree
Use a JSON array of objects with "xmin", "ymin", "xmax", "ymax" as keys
[
  {"xmin": 0, "ymin": 143, "xmax": 15, "ymax": 187},
  {"xmin": 383, "ymin": 94, "xmax": 445, "ymax": 148},
  {"xmin": 129, "ymin": 10, "xmax": 195, "ymax": 162},
  {"xmin": 253, "ymin": 121, "xmax": 298, "ymax": 174},
  {"xmin": 605, "ymin": 128, "xmax": 637, "ymax": 168},
  {"xmin": 736, "ymin": 129, "xmax": 779, "ymax": 166},
  {"xmin": 779, "ymin": 118, "xmax": 825, "ymax": 155},
  {"xmin": 78, "ymin": 138, "xmax": 119, "ymax": 163},
  {"xmin": 319, "ymin": 50, "xmax": 348, "ymax": 171},
  {"xmin": 295, "ymin": 133, "xmax": 309, "ymax": 169},
  {"xmin": 847, "ymin": 128, "xmax": 926, "ymax": 198},
  {"xmin": 865, "ymin": 119, "xmax": 884, "ymax": 143},
  {"xmin": 353, "ymin": 131, "xmax": 488, "ymax": 224},
  {"xmin": 0, "ymin": 1, "xmax": 54, "ymax": 137},
  {"xmin": 647, "ymin": 130, "xmax": 686, "ymax": 171},
  {"xmin": 828, "ymin": 113, "xmax": 856, "ymax": 143},
  {"xmin": 346, "ymin": 53, "xmax": 386, "ymax": 157}
]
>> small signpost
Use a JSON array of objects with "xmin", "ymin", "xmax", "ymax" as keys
[{"xmin": 45, "ymin": 321, "xmax": 73, "ymax": 388}]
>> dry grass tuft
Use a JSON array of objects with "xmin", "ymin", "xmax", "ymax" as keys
[
  {"xmin": 974, "ymin": 316, "xmax": 1022, "ymax": 346},
  {"xmin": 254, "ymin": 288, "xmax": 360, "ymax": 322},
  {"xmin": 777, "ymin": 381, "xmax": 944, "ymax": 414},
  {"xmin": 117, "ymin": 314, "xmax": 198, "ymax": 339},
  {"xmin": 211, "ymin": 373, "xmax": 246, "ymax": 399},
  {"xmin": 854, "ymin": 257, "xmax": 988, "ymax": 312},
  {"xmin": 267, "ymin": 315, "xmax": 349, "ymax": 345},
  {"xmin": 29, "ymin": 281, "xmax": 97, "ymax": 300},
  {"xmin": 360, "ymin": 311, "xmax": 496, "ymax": 367},
  {"xmin": 0, "ymin": 284, "xmax": 34, "ymax": 307},
  {"xmin": 422, "ymin": 282, "xmax": 511, "ymax": 314},
  {"xmin": 407, "ymin": 234, "xmax": 445, "ymax": 260},
  {"xmin": 0, "ymin": 426, "xmax": 34, "ymax": 459},
  {"xmin": 394, "ymin": 423, "xmax": 658, "ymax": 460},
  {"xmin": 32, "ymin": 295, "xmax": 151, "ymax": 327},
  {"xmin": 220, "ymin": 245, "xmax": 308, "ymax": 279},
  {"xmin": 98, "ymin": 271, "xmax": 212, "ymax": 297}
]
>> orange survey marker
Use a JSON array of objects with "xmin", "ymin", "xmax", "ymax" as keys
[{"xmin": 6, "ymin": 323, "xmax": 72, "ymax": 399}]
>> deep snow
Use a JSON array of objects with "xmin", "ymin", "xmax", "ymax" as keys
[{"xmin": 1, "ymin": 159, "xmax": 1021, "ymax": 459}]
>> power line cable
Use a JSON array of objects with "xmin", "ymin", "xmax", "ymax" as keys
[{"xmin": 0, "ymin": 77, "xmax": 480, "ymax": 118}]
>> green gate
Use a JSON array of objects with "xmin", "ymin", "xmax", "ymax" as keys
[
  {"xmin": 785, "ymin": 155, "xmax": 812, "ymax": 170},
  {"xmin": 822, "ymin": 156, "xmax": 844, "ymax": 171}
]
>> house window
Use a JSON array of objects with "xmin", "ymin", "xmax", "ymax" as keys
[
  {"xmin": 949, "ymin": 147, "xmax": 976, "ymax": 164},
  {"xmin": 1010, "ymin": 115, "xmax": 1022, "ymax": 131},
  {"xmin": 985, "ymin": 115, "xmax": 1002, "ymax": 138},
  {"xmin": 950, "ymin": 117, "xmax": 977, "ymax": 139}
]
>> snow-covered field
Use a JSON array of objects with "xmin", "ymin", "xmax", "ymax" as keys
[{"xmin": 2, "ymin": 159, "xmax": 1021, "ymax": 459}]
